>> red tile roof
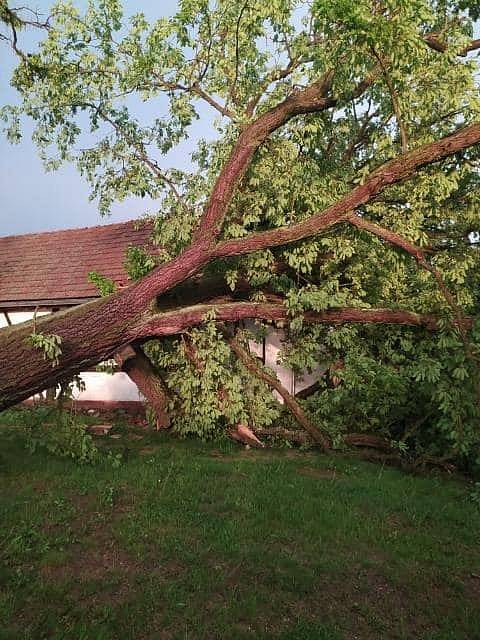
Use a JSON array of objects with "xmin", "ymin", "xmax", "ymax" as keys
[{"xmin": 0, "ymin": 220, "xmax": 153, "ymax": 308}]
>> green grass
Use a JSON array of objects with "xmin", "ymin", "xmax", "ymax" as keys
[{"xmin": 0, "ymin": 409, "xmax": 479, "ymax": 639}]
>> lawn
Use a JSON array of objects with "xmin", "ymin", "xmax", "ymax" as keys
[{"xmin": 0, "ymin": 409, "xmax": 479, "ymax": 640}]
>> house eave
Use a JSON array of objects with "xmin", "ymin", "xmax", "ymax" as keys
[{"xmin": 0, "ymin": 297, "xmax": 98, "ymax": 310}]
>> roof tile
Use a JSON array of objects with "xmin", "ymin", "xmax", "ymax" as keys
[{"xmin": 0, "ymin": 220, "xmax": 154, "ymax": 305}]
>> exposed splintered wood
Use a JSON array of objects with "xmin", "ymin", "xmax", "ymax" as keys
[{"xmin": 230, "ymin": 424, "xmax": 265, "ymax": 447}]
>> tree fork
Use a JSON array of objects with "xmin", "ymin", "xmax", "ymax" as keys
[{"xmin": 0, "ymin": 123, "xmax": 479, "ymax": 410}]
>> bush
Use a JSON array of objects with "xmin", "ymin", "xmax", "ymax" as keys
[{"xmin": 24, "ymin": 407, "xmax": 100, "ymax": 464}]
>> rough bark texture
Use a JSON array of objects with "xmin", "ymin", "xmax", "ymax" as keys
[
  {"xmin": 0, "ymin": 114, "xmax": 479, "ymax": 410},
  {"xmin": 136, "ymin": 301, "xmax": 443, "ymax": 339},
  {"xmin": 0, "ymin": 295, "xmax": 468, "ymax": 411},
  {"xmin": 114, "ymin": 345, "xmax": 170, "ymax": 429}
]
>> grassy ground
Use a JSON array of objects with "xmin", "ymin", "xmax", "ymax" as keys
[{"xmin": 0, "ymin": 409, "xmax": 479, "ymax": 640}]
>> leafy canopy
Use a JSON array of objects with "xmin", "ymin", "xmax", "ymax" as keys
[{"xmin": 2, "ymin": 1, "xmax": 480, "ymax": 465}]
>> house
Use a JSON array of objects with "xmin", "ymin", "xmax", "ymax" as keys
[
  {"xmin": 0, "ymin": 221, "xmax": 152, "ymax": 409},
  {"xmin": 0, "ymin": 221, "xmax": 319, "ymax": 409}
]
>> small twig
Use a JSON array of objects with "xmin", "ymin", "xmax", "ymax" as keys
[
  {"xmin": 371, "ymin": 47, "xmax": 408, "ymax": 153},
  {"xmin": 228, "ymin": 0, "xmax": 249, "ymax": 107}
]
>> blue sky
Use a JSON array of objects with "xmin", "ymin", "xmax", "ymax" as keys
[
  {"xmin": 0, "ymin": 0, "xmax": 209, "ymax": 237},
  {"xmin": 1, "ymin": 4, "xmax": 478, "ymax": 238}
]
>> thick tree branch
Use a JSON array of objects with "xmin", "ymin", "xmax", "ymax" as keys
[
  {"xmin": 214, "ymin": 123, "xmax": 480, "ymax": 258},
  {"xmin": 345, "ymin": 212, "xmax": 427, "ymax": 262},
  {"xmin": 246, "ymin": 55, "xmax": 305, "ymax": 118},
  {"xmin": 195, "ymin": 69, "xmax": 336, "ymax": 241},
  {"xmin": 1, "ymin": 91, "xmax": 479, "ymax": 410},
  {"xmin": 114, "ymin": 345, "xmax": 170, "ymax": 429},
  {"xmin": 227, "ymin": 335, "xmax": 331, "ymax": 450},
  {"xmin": 133, "ymin": 301, "xmax": 443, "ymax": 342},
  {"xmin": 424, "ymin": 34, "xmax": 480, "ymax": 56}
]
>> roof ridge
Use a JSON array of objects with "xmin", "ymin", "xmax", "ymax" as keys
[{"xmin": 0, "ymin": 218, "xmax": 151, "ymax": 241}]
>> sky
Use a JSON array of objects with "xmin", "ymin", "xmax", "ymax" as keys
[
  {"xmin": 1, "ymin": 3, "xmax": 478, "ymax": 238},
  {"xmin": 0, "ymin": 0, "xmax": 209, "ymax": 237}
]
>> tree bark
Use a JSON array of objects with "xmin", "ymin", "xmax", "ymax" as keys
[
  {"xmin": 114, "ymin": 345, "xmax": 170, "ymax": 429},
  {"xmin": 0, "ymin": 122, "xmax": 479, "ymax": 411},
  {"xmin": 0, "ymin": 294, "xmax": 469, "ymax": 411}
]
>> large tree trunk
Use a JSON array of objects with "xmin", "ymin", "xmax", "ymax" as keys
[{"xmin": 0, "ymin": 120, "xmax": 479, "ymax": 411}]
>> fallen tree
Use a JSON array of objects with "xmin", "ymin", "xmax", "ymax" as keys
[
  {"xmin": 0, "ymin": 123, "xmax": 478, "ymax": 409},
  {"xmin": 1, "ymin": 1, "xmax": 480, "ymax": 467}
]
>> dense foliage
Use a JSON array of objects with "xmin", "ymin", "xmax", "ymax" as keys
[{"xmin": 2, "ymin": 0, "xmax": 480, "ymax": 469}]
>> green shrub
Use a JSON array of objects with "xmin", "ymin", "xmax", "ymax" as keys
[{"xmin": 24, "ymin": 408, "xmax": 100, "ymax": 465}]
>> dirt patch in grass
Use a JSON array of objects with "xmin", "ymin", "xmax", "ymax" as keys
[
  {"xmin": 297, "ymin": 466, "xmax": 339, "ymax": 480},
  {"xmin": 41, "ymin": 542, "xmax": 136, "ymax": 582},
  {"xmin": 139, "ymin": 446, "xmax": 158, "ymax": 456},
  {"xmin": 69, "ymin": 492, "xmax": 97, "ymax": 514},
  {"xmin": 325, "ymin": 560, "xmax": 478, "ymax": 640},
  {"xmin": 266, "ymin": 566, "xmax": 440, "ymax": 640},
  {"xmin": 147, "ymin": 558, "xmax": 187, "ymax": 582},
  {"xmin": 39, "ymin": 491, "xmax": 142, "ymax": 609},
  {"xmin": 191, "ymin": 551, "xmax": 462, "ymax": 640}
]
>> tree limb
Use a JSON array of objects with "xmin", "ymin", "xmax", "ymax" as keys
[
  {"xmin": 114, "ymin": 345, "xmax": 170, "ymax": 429},
  {"xmin": 0, "ymin": 88, "xmax": 479, "ymax": 409},
  {"xmin": 424, "ymin": 34, "xmax": 480, "ymax": 56},
  {"xmin": 133, "ymin": 300, "xmax": 444, "ymax": 341},
  {"xmin": 214, "ymin": 123, "xmax": 480, "ymax": 259},
  {"xmin": 227, "ymin": 334, "xmax": 331, "ymax": 450}
]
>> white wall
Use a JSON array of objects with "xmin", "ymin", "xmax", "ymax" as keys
[
  {"xmin": 72, "ymin": 371, "xmax": 142, "ymax": 402},
  {"xmin": 264, "ymin": 329, "xmax": 294, "ymax": 400},
  {"xmin": 1, "ymin": 310, "xmax": 50, "ymax": 327},
  {"xmin": 245, "ymin": 321, "xmax": 326, "ymax": 401},
  {"xmin": 3, "ymin": 309, "xmax": 326, "ymax": 404},
  {"xmin": 4, "ymin": 309, "xmax": 140, "ymax": 402}
]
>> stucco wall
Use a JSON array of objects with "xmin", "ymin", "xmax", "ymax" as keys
[
  {"xmin": 245, "ymin": 321, "xmax": 325, "ymax": 398},
  {"xmin": 3, "ymin": 309, "xmax": 141, "ymax": 402},
  {"xmin": 3, "ymin": 310, "xmax": 325, "ymax": 405}
]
